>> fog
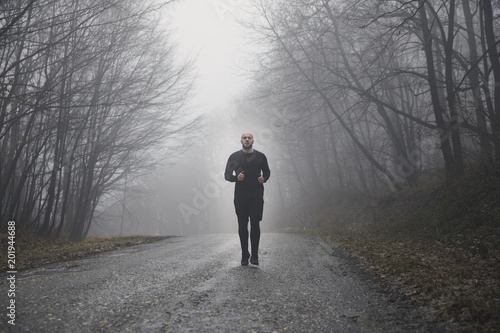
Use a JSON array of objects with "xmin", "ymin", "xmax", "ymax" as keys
[
  {"xmin": 88, "ymin": 0, "xmax": 500, "ymax": 237},
  {"xmin": 89, "ymin": 101, "xmax": 285, "ymax": 237},
  {"xmin": 2, "ymin": 0, "xmax": 498, "ymax": 240},
  {"xmin": 88, "ymin": 1, "xmax": 284, "ymax": 237}
]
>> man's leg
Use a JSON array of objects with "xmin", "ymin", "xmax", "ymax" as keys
[
  {"xmin": 238, "ymin": 216, "xmax": 250, "ymax": 256},
  {"xmin": 249, "ymin": 191, "xmax": 264, "ymax": 265},
  {"xmin": 237, "ymin": 214, "xmax": 250, "ymax": 265},
  {"xmin": 249, "ymin": 217, "xmax": 260, "ymax": 264},
  {"xmin": 235, "ymin": 195, "xmax": 250, "ymax": 265}
]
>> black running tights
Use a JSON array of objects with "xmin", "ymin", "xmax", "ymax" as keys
[{"xmin": 238, "ymin": 217, "xmax": 260, "ymax": 256}]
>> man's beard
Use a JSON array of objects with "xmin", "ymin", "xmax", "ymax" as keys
[{"xmin": 242, "ymin": 142, "xmax": 253, "ymax": 150}]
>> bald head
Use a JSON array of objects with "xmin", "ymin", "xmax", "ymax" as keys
[
  {"xmin": 241, "ymin": 132, "xmax": 253, "ymax": 140},
  {"xmin": 240, "ymin": 132, "xmax": 254, "ymax": 152}
]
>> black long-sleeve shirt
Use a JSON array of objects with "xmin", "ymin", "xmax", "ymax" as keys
[{"xmin": 224, "ymin": 150, "xmax": 270, "ymax": 193}]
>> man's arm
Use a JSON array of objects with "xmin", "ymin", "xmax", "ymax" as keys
[
  {"xmin": 224, "ymin": 154, "xmax": 239, "ymax": 182},
  {"xmin": 261, "ymin": 154, "xmax": 270, "ymax": 182}
]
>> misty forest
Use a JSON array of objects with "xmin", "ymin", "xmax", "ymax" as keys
[
  {"xmin": 2, "ymin": 0, "xmax": 500, "ymax": 330},
  {"xmin": 0, "ymin": 0, "xmax": 499, "ymax": 236}
]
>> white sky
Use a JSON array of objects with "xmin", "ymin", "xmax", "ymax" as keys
[{"xmin": 168, "ymin": 0, "xmax": 252, "ymax": 112}]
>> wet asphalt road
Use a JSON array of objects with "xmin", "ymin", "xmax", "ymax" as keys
[{"xmin": 1, "ymin": 233, "xmax": 436, "ymax": 332}]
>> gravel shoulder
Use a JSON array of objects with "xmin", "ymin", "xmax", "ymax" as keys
[{"xmin": 1, "ymin": 233, "xmax": 438, "ymax": 332}]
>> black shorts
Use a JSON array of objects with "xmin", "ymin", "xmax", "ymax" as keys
[{"xmin": 234, "ymin": 189, "xmax": 264, "ymax": 222}]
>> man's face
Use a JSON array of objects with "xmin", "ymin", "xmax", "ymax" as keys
[{"xmin": 241, "ymin": 133, "xmax": 254, "ymax": 149}]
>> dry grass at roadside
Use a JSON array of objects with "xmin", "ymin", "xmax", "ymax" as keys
[
  {"xmin": 293, "ymin": 168, "xmax": 500, "ymax": 332},
  {"xmin": 328, "ymin": 227, "xmax": 500, "ymax": 332},
  {"xmin": 1, "ymin": 230, "xmax": 170, "ymax": 271}
]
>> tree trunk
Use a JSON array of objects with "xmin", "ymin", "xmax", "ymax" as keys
[
  {"xmin": 481, "ymin": 0, "xmax": 500, "ymax": 161},
  {"xmin": 462, "ymin": 0, "xmax": 492, "ymax": 162},
  {"xmin": 418, "ymin": 0, "xmax": 458, "ymax": 181},
  {"xmin": 443, "ymin": 0, "xmax": 465, "ymax": 176}
]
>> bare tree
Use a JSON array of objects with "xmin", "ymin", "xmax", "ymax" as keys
[
  {"xmin": 0, "ymin": 0, "xmax": 195, "ymax": 240},
  {"xmin": 238, "ymin": 0, "xmax": 500, "ymax": 220}
]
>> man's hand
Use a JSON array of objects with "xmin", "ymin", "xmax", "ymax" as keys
[
  {"xmin": 237, "ymin": 171, "xmax": 245, "ymax": 181},
  {"xmin": 258, "ymin": 173, "xmax": 264, "ymax": 184}
]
